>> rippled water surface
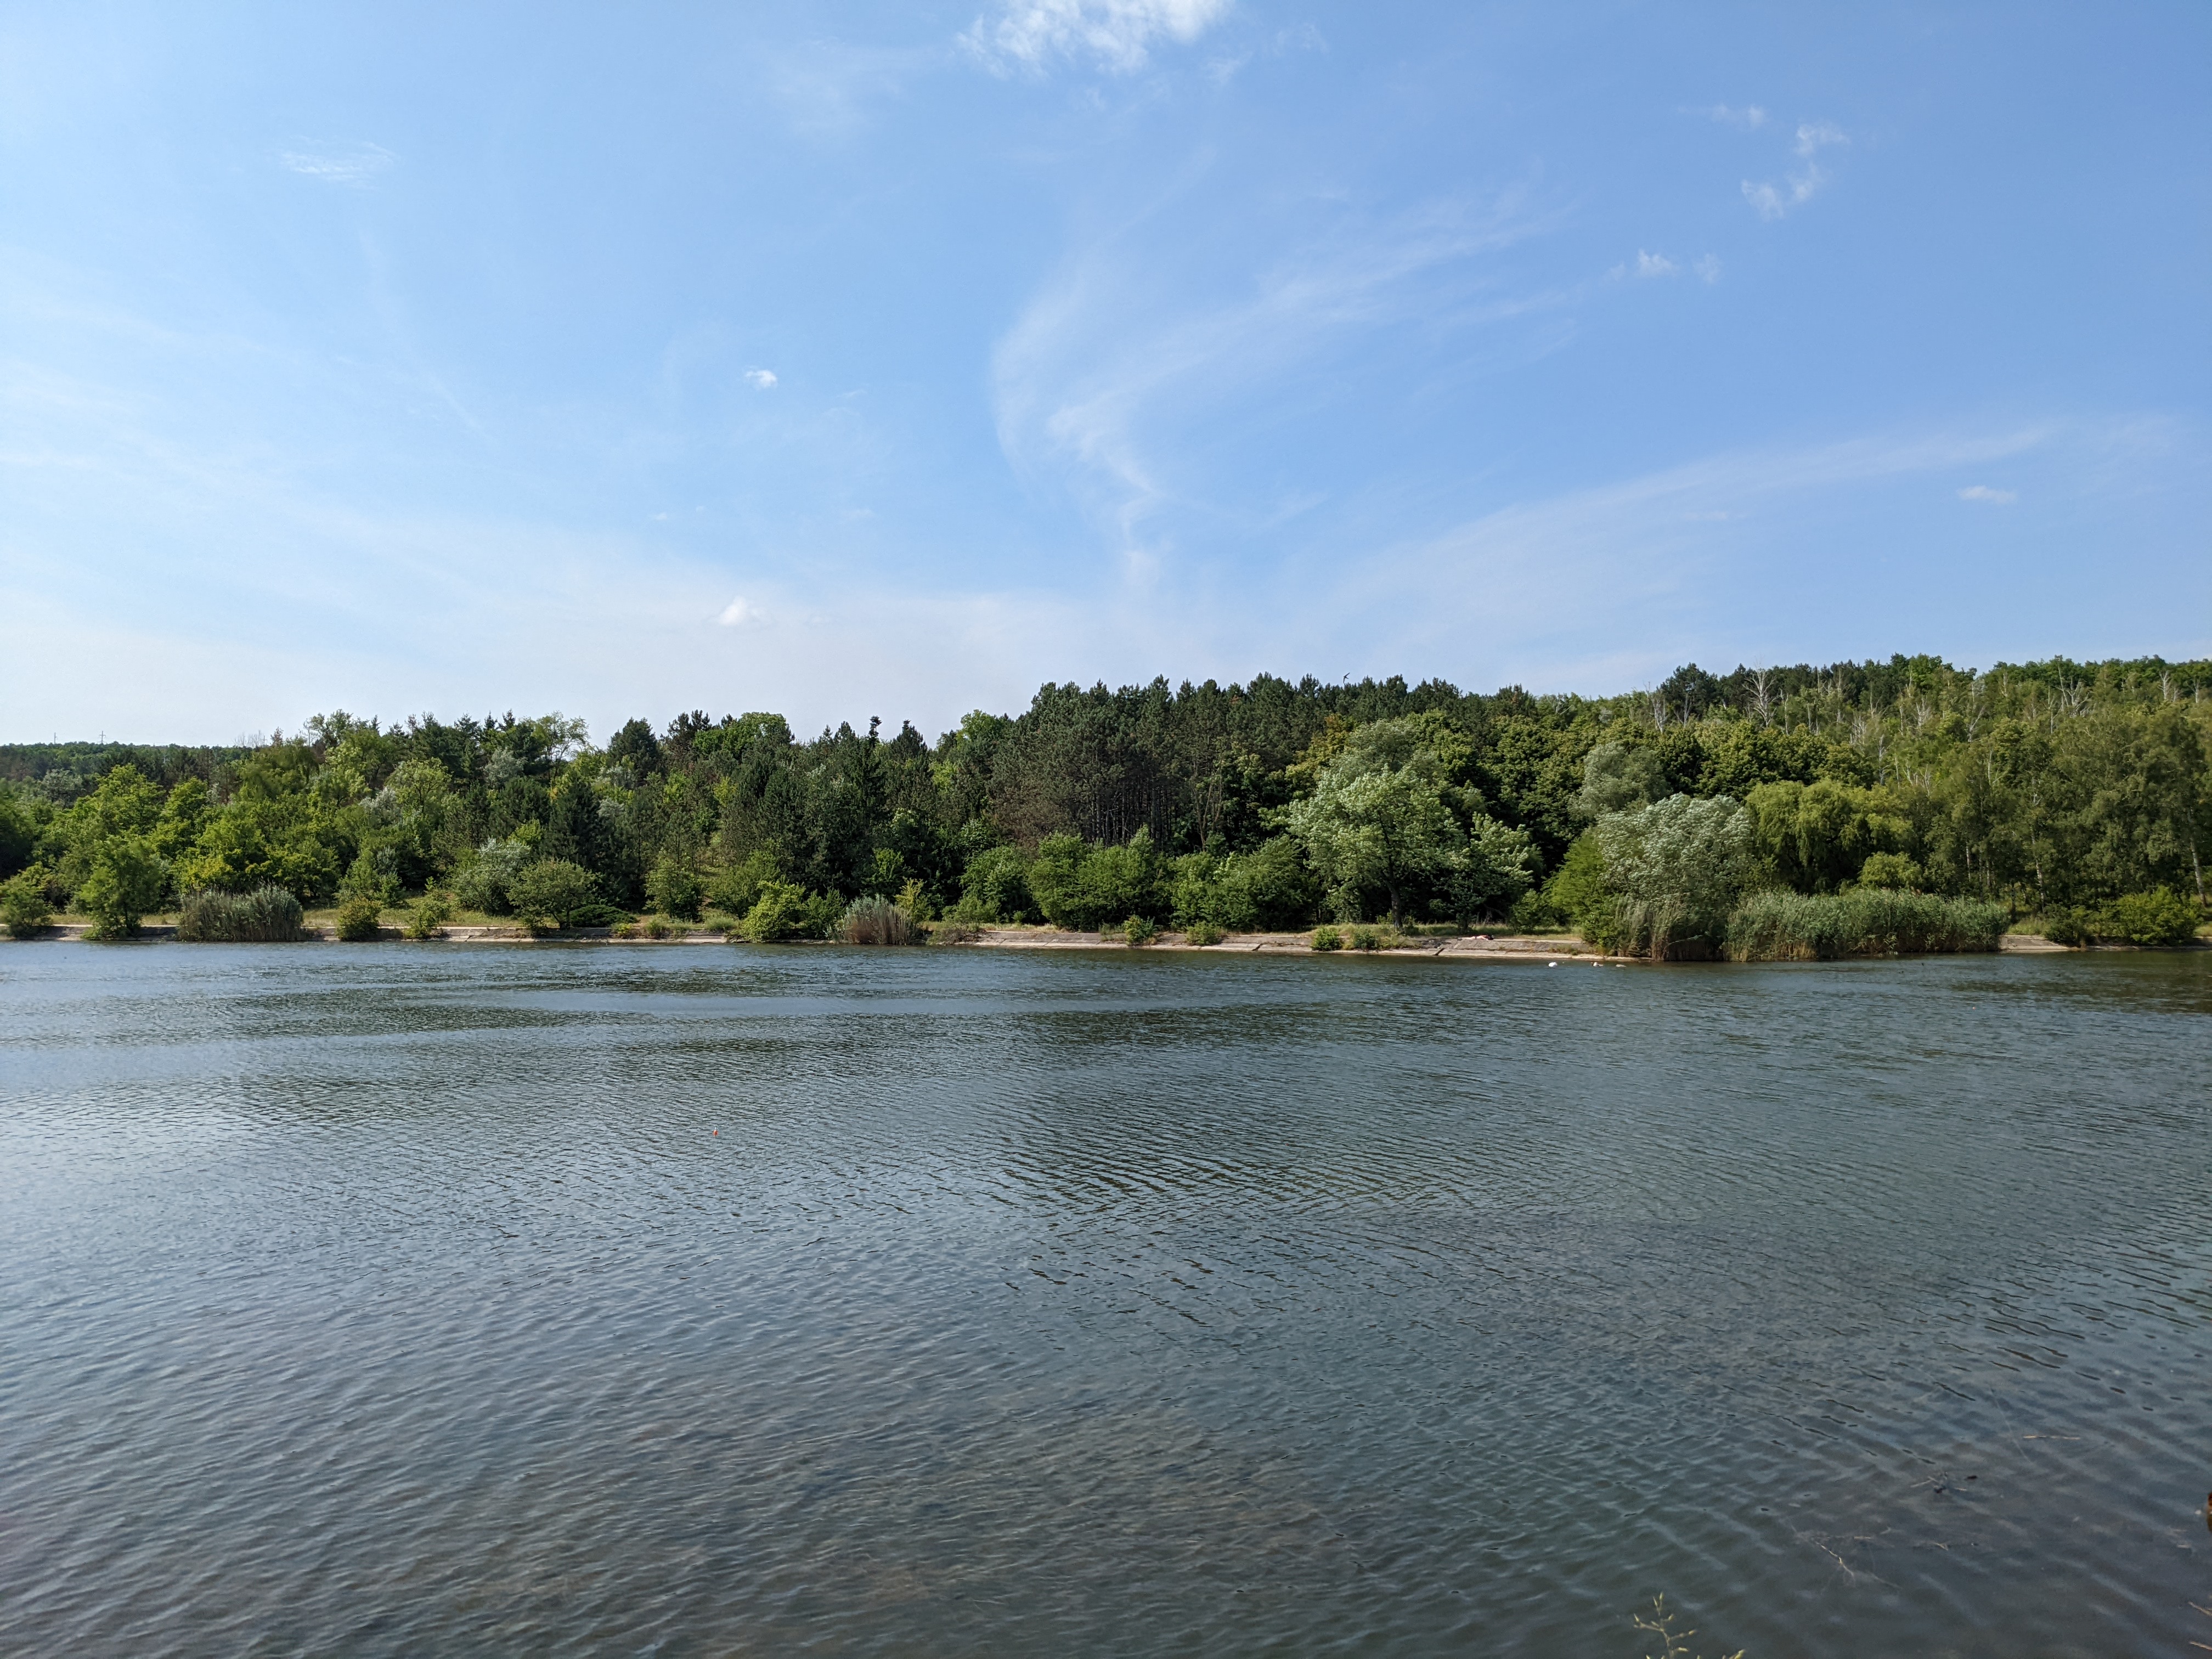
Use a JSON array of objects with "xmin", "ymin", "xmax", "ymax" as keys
[{"xmin": 3, "ymin": 944, "xmax": 2208, "ymax": 1656}]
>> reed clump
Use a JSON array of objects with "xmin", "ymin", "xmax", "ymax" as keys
[
  {"xmin": 176, "ymin": 886, "xmax": 307, "ymax": 943},
  {"xmin": 1725, "ymin": 889, "xmax": 2005, "ymax": 961},
  {"xmin": 837, "ymin": 895, "xmax": 918, "ymax": 945}
]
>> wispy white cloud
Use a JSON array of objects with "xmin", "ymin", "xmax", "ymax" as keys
[
  {"xmin": 0, "ymin": 365, "xmax": 1101, "ymax": 738},
  {"xmin": 1634, "ymin": 250, "xmax": 1677, "ymax": 279},
  {"xmin": 1694, "ymin": 254, "xmax": 1722, "ymax": 283},
  {"xmin": 1273, "ymin": 425, "xmax": 2063, "ymax": 684},
  {"xmin": 962, "ymin": 0, "xmax": 1233, "ymax": 75},
  {"xmin": 992, "ymin": 189, "xmax": 1559, "ymax": 557},
  {"xmin": 1957, "ymin": 484, "xmax": 2016, "ymax": 504},
  {"xmin": 744, "ymin": 368, "xmax": 778, "ymax": 390},
  {"xmin": 763, "ymin": 40, "xmax": 931, "ymax": 140},
  {"xmin": 1704, "ymin": 104, "xmax": 1767, "ymax": 129},
  {"xmin": 276, "ymin": 142, "xmax": 394, "ymax": 186}
]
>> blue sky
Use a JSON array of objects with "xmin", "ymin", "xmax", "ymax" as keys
[{"xmin": 3, "ymin": 2, "xmax": 2206, "ymax": 743}]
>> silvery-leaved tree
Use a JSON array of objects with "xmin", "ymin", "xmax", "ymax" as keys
[{"xmin": 1594, "ymin": 794, "xmax": 1759, "ymax": 957}]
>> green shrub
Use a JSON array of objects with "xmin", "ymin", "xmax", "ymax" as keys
[
  {"xmin": 802, "ymin": 890, "xmax": 844, "ymax": 938},
  {"xmin": 862, "ymin": 847, "xmax": 908, "ymax": 899},
  {"xmin": 403, "ymin": 891, "xmax": 452, "ymax": 940},
  {"xmin": 177, "ymin": 885, "xmax": 306, "ymax": 942},
  {"xmin": 1348, "ymin": 924, "xmax": 1384, "ymax": 951},
  {"xmin": 1505, "ymin": 889, "xmax": 1559, "ymax": 931},
  {"xmin": 1544, "ymin": 832, "xmax": 1617, "ymax": 946},
  {"xmin": 2, "ymin": 871, "xmax": 54, "ymax": 939},
  {"xmin": 896, "ymin": 877, "xmax": 934, "ymax": 923},
  {"xmin": 78, "ymin": 838, "xmax": 170, "ymax": 940},
  {"xmin": 0, "ymin": 793, "xmax": 34, "ymax": 879},
  {"xmin": 1170, "ymin": 836, "xmax": 1319, "ymax": 932},
  {"xmin": 1184, "ymin": 919, "xmax": 1224, "ymax": 946},
  {"xmin": 949, "ymin": 844, "xmax": 1024, "ymax": 922},
  {"xmin": 736, "ymin": 880, "xmax": 814, "ymax": 943},
  {"xmin": 839, "ymin": 894, "xmax": 917, "ymax": 945},
  {"xmin": 2041, "ymin": 907, "xmax": 2093, "ymax": 946},
  {"xmin": 646, "ymin": 854, "xmax": 706, "ymax": 921},
  {"xmin": 1311, "ymin": 925, "xmax": 1344, "ymax": 951},
  {"xmin": 452, "ymin": 838, "xmax": 534, "ymax": 915},
  {"xmin": 2097, "ymin": 887, "xmax": 2200, "ymax": 946},
  {"xmin": 1725, "ymin": 889, "xmax": 2006, "ymax": 960},
  {"xmin": 507, "ymin": 858, "xmax": 599, "ymax": 928},
  {"xmin": 706, "ymin": 848, "xmax": 780, "ymax": 919},
  {"xmin": 1030, "ymin": 829, "xmax": 1167, "ymax": 930},
  {"xmin": 334, "ymin": 893, "xmax": 384, "ymax": 941},
  {"xmin": 1448, "ymin": 817, "xmax": 1542, "ymax": 925},
  {"xmin": 339, "ymin": 850, "xmax": 398, "ymax": 905},
  {"xmin": 1855, "ymin": 851, "xmax": 1925, "ymax": 891},
  {"xmin": 1121, "ymin": 915, "xmax": 1157, "ymax": 946}
]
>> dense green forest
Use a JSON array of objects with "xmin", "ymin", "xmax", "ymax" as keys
[{"xmin": 3, "ymin": 653, "xmax": 2207, "ymax": 954}]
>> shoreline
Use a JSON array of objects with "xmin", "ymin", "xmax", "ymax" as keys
[{"xmin": 0, "ymin": 923, "xmax": 2166, "ymax": 958}]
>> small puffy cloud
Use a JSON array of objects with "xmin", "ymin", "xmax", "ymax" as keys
[
  {"xmin": 744, "ymin": 368, "xmax": 778, "ymax": 390},
  {"xmin": 1743, "ymin": 121, "xmax": 1846, "ymax": 220},
  {"xmin": 1706, "ymin": 104, "xmax": 1767, "ymax": 129},
  {"xmin": 1958, "ymin": 485, "xmax": 2017, "ymax": 504},
  {"xmin": 718, "ymin": 596, "xmax": 768, "ymax": 627},
  {"xmin": 1794, "ymin": 121, "xmax": 1847, "ymax": 158},
  {"xmin": 1742, "ymin": 174, "xmax": 1817, "ymax": 219},
  {"xmin": 1635, "ymin": 250, "xmax": 1677, "ymax": 278},
  {"xmin": 1694, "ymin": 253, "xmax": 1722, "ymax": 283},
  {"xmin": 277, "ymin": 142, "xmax": 394, "ymax": 186},
  {"xmin": 963, "ymin": 0, "xmax": 1233, "ymax": 75}
]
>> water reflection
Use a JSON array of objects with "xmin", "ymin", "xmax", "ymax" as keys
[{"xmin": 1, "ymin": 945, "xmax": 2205, "ymax": 1656}]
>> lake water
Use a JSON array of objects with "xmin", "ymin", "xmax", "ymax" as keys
[{"xmin": 2, "ymin": 944, "xmax": 2206, "ymax": 1656}]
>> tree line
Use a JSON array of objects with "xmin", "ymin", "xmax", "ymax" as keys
[{"xmin": 2, "ymin": 653, "xmax": 2206, "ymax": 953}]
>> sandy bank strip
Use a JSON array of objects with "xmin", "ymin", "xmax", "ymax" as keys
[
  {"xmin": 2, "ymin": 926, "xmax": 2137, "ymax": 955},
  {"xmin": 7, "ymin": 923, "xmax": 1620, "ymax": 957},
  {"xmin": 961, "ymin": 927, "xmax": 1633, "ymax": 961}
]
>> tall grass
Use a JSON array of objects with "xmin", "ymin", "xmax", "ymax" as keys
[
  {"xmin": 837, "ymin": 895, "xmax": 918, "ymax": 945},
  {"xmin": 1725, "ymin": 889, "xmax": 2005, "ymax": 961},
  {"xmin": 176, "ymin": 886, "xmax": 306, "ymax": 943}
]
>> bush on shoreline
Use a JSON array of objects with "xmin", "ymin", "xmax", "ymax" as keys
[
  {"xmin": 403, "ymin": 891, "xmax": 453, "ymax": 939},
  {"xmin": 334, "ymin": 893, "xmax": 383, "ymax": 941},
  {"xmin": 80, "ymin": 839, "xmax": 171, "ymax": 939},
  {"xmin": 2, "ymin": 870, "xmax": 55, "ymax": 938},
  {"xmin": 507, "ymin": 857, "xmax": 601, "ymax": 929},
  {"xmin": 838, "ymin": 894, "xmax": 917, "ymax": 945},
  {"xmin": 177, "ymin": 885, "xmax": 307, "ymax": 942}
]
